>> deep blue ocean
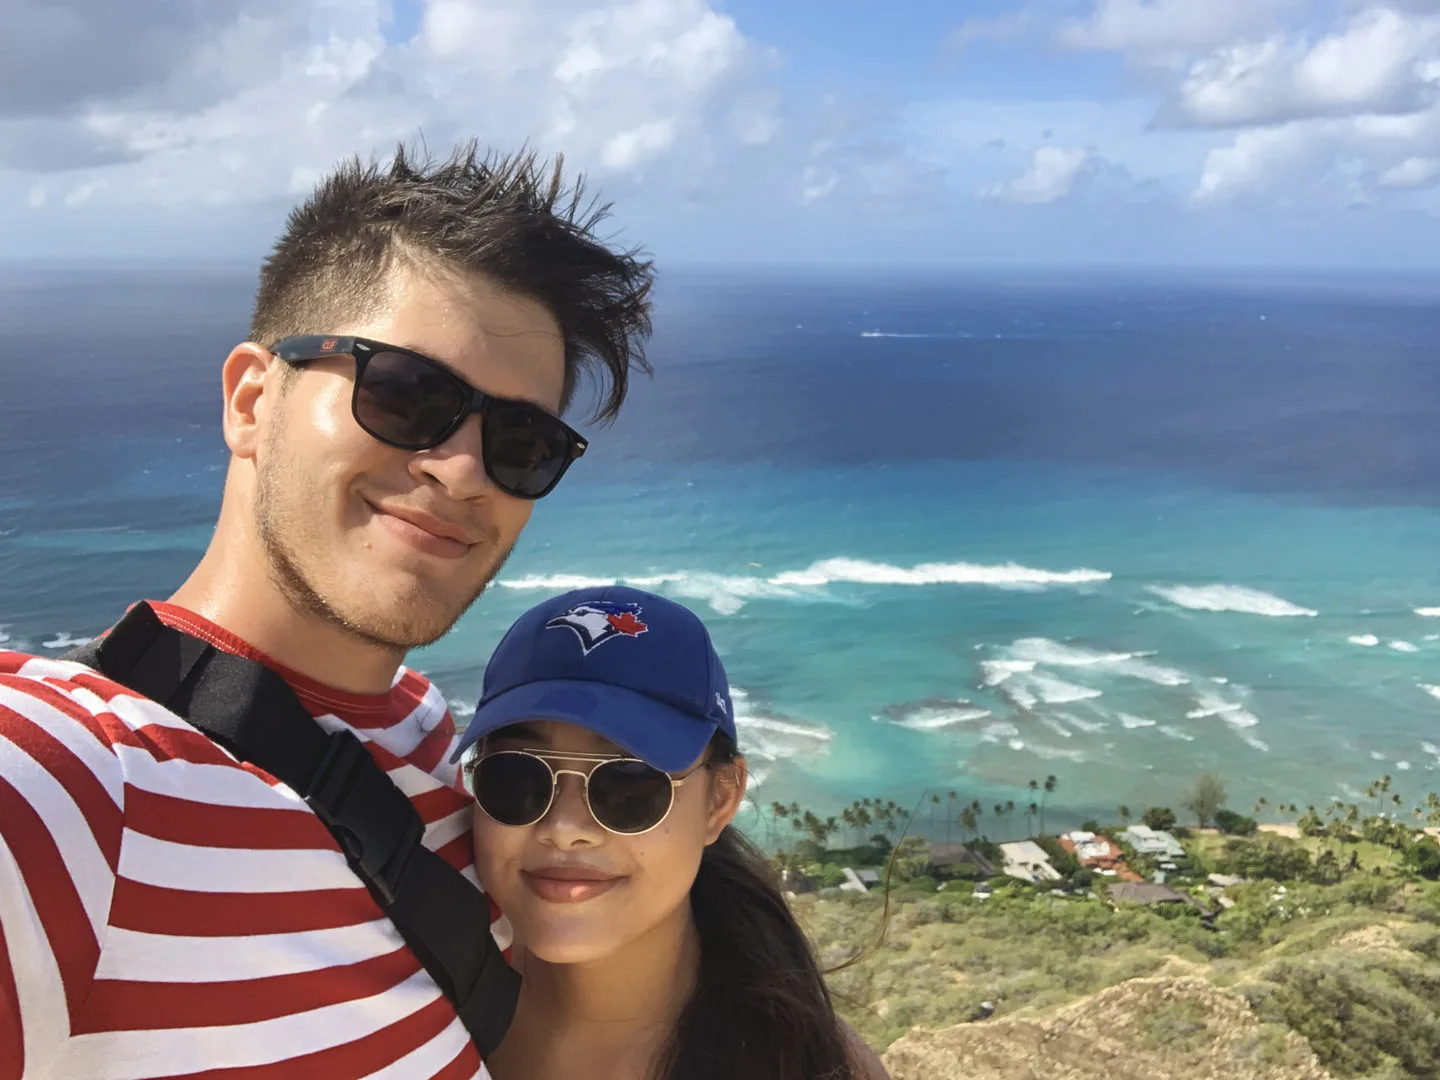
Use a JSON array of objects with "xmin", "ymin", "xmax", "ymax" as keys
[{"xmin": 5, "ymin": 262, "xmax": 1440, "ymax": 836}]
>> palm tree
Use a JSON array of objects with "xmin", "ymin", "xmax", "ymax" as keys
[
  {"xmin": 1026, "ymin": 801, "xmax": 1039, "ymax": 836},
  {"xmin": 1118, "ymin": 805, "xmax": 1132, "ymax": 828},
  {"xmin": 769, "ymin": 800, "xmax": 789, "ymax": 848},
  {"xmin": 841, "ymin": 806, "xmax": 857, "ymax": 846},
  {"xmin": 1253, "ymin": 796, "xmax": 1268, "ymax": 818},
  {"xmin": 946, "ymin": 791, "xmax": 958, "ymax": 845},
  {"xmin": 960, "ymin": 804, "xmax": 978, "ymax": 840},
  {"xmin": 930, "ymin": 793, "xmax": 941, "ymax": 836},
  {"xmin": 1005, "ymin": 800, "xmax": 1016, "ymax": 840},
  {"xmin": 1040, "ymin": 775, "xmax": 1057, "ymax": 835}
]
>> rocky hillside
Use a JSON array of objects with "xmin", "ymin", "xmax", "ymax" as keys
[
  {"xmin": 801, "ymin": 877, "xmax": 1440, "ymax": 1080},
  {"xmin": 881, "ymin": 975, "xmax": 1329, "ymax": 1080}
]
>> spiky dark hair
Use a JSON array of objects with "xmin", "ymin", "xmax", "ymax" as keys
[{"xmin": 249, "ymin": 141, "xmax": 654, "ymax": 422}]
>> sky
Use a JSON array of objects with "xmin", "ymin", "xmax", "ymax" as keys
[{"xmin": 4, "ymin": 0, "xmax": 1440, "ymax": 267}]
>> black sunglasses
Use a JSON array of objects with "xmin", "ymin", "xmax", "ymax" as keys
[
  {"xmin": 269, "ymin": 335, "xmax": 587, "ymax": 500},
  {"xmin": 470, "ymin": 749, "xmax": 703, "ymax": 835}
]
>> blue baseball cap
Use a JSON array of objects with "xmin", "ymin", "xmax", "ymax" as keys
[{"xmin": 450, "ymin": 586, "xmax": 737, "ymax": 772}]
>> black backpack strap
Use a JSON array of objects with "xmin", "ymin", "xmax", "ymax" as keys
[{"xmin": 64, "ymin": 603, "xmax": 520, "ymax": 1057}]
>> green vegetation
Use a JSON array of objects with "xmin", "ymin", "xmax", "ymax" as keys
[{"xmin": 770, "ymin": 770, "xmax": 1440, "ymax": 1077}]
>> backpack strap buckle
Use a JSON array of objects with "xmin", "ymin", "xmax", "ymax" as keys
[{"xmin": 306, "ymin": 729, "xmax": 426, "ymax": 905}]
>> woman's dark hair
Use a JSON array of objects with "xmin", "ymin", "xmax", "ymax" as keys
[
  {"xmin": 250, "ymin": 141, "xmax": 654, "ymax": 423},
  {"xmin": 652, "ymin": 736, "xmax": 859, "ymax": 1080}
]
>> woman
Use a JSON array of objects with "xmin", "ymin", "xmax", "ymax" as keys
[{"xmin": 452, "ymin": 585, "xmax": 889, "ymax": 1080}]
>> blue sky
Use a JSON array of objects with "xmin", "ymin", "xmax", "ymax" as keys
[{"xmin": 5, "ymin": 0, "xmax": 1440, "ymax": 266}]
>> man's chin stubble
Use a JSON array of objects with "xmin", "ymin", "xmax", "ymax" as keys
[{"xmin": 262, "ymin": 524, "xmax": 516, "ymax": 652}]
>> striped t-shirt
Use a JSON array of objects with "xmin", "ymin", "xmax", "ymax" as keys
[{"xmin": 0, "ymin": 601, "xmax": 506, "ymax": 1080}]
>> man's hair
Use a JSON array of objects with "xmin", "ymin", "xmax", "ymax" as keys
[{"xmin": 249, "ymin": 142, "xmax": 654, "ymax": 422}]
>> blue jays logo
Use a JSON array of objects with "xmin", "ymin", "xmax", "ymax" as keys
[{"xmin": 546, "ymin": 601, "xmax": 649, "ymax": 655}]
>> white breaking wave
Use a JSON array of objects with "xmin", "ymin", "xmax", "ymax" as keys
[
  {"xmin": 980, "ymin": 659, "xmax": 1037, "ymax": 686},
  {"xmin": 1398, "ymin": 761, "xmax": 1413, "ymax": 771},
  {"xmin": 1158, "ymin": 725, "xmax": 1196, "ymax": 742},
  {"xmin": 1041, "ymin": 717, "xmax": 1075, "ymax": 739},
  {"xmin": 1420, "ymin": 684, "xmax": 1440, "ymax": 702},
  {"xmin": 447, "ymin": 700, "xmax": 476, "ymax": 719},
  {"xmin": 980, "ymin": 721, "xmax": 1021, "ymax": 744},
  {"xmin": 41, "ymin": 632, "xmax": 94, "ymax": 650},
  {"xmin": 500, "ymin": 557, "xmax": 1111, "ymax": 615},
  {"xmin": 1119, "ymin": 714, "xmax": 1157, "ymax": 729},
  {"xmin": 1026, "ymin": 744, "xmax": 1088, "ymax": 762},
  {"xmin": 998, "ymin": 672, "xmax": 1103, "ymax": 711},
  {"xmin": 1146, "ymin": 584, "xmax": 1317, "ymax": 618},
  {"xmin": 1416, "ymin": 608, "xmax": 1440, "ymax": 617},
  {"xmin": 770, "ymin": 557, "xmax": 1110, "ymax": 590},
  {"xmin": 1237, "ymin": 731, "xmax": 1271, "ymax": 752},
  {"xmin": 735, "ymin": 714, "xmax": 833, "ymax": 762},
  {"xmin": 879, "ymin": 704, "xmax": 993, "ymax": 732},
  {"xmin": 1000, "ymin": 638, "xmax": 1190, "ymax": 686},
  {"xmin": 1390, "ymin": 640, "xmax": 1420, "ymax": 653},
  {"xmin": 1061, "ymin": 713, "xmax": 1108, "ymax": 734},
  {"xmin": 1349, "ymin": 634, "xmax": 1380, "ymax": 647}
]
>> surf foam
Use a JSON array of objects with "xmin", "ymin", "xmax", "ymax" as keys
[
  {"xmin": 500, "ymin": 557, "xmax": 1113, "ymax": 615},
  {"xmin": 770, "ymin": 558, "xmax": 1110, "ymax": 590},
  {"xmin": 1001, "ymin": 638, "xmax": 1190, "ymax": 686},
  {"xmin": 1146, "ymin": 584, "xmax": 1317, "ymax": 618},
  {"xmin": 1349, "ymin": 634, "xmax": 1380, "ymax": 647},
  {"xmin": 877, "ymin": 701, "xmax": 993, "ymax": 731}
]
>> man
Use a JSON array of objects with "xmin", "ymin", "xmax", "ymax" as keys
[{"xmin": 0, "ymin": 144, "xmax": 653, "ymax": 1079}]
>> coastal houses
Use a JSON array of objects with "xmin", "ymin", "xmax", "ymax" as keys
[
  {"xmin": 1118, "ymin": 824, "xmax": 1186, "ymax": 861},
  {"xmin": 1000, "ymin": 840, "xmax": 1063, "ymax": 882},
  {"xmin": 927, "ymin": 841, "xmax": 997, "ymax": 877},
  {"xmin": 1058, "ymin": 830, "xmax": 1143, "ymax": 881}
]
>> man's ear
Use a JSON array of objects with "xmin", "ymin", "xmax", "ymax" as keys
[
  {"xmin": 704, "ymin": 756, "xmax": 748, "ymax": 845},
  {"xmin": 222, "ymin": 343, "xmax": 281, "ymax": 460}
]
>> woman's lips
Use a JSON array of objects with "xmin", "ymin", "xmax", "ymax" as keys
[{"xmin": 522, "ymin": 868, "xmax": 623, "ymax": 904}]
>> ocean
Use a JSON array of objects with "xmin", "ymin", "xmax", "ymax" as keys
[{"xmin": 5, "ymin": 262, "xmax": 1440, "ymax": 838}]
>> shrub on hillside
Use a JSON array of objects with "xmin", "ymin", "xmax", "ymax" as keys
[
  {"xmin": 1215, "ymin": 809, "xmax": 1258, "ymax": 836},
  {"xmin": 1247, "ymin": 950, "xmax": 1440, "ymax": 1078},
  {"xmin": 1033, "ymin": 835, "xmax": 1081, "ymax": 877},
  {"xmin": 1404, "ymin": 837, "xmax": 1440, "ymax": 881},
  {"xmin": 1215, "ymin": 835, "xmax": 1313, "ymax": 882},
  {"xmin": 1143, "ymin": 806, "xmax": 1177, "ymax": 831}
]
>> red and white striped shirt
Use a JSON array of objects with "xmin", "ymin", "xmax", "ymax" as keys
[{"xmin": 0, "ymin": 601, "xmax": 505, "ymax": 1080}]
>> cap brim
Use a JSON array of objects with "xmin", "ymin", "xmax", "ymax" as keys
[{"xmin": 449, "ymin": 679, "xmax": 719, "ymax": 773}]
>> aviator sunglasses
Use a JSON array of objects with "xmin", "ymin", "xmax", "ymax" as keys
[
  {"xmin": 469, "ymin": 749, "xmax": 704, "ymax": 836},
  {"xmin": 270, "ymin": 335, "xmax": 587, "ymax": 500}
]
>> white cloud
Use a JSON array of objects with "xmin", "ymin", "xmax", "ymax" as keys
[
  {"xmin": 979, "ymin": 145, "xmax": 1093, "ymax": 204},
  {"xmin": 1161, "ymin": 7, "xmax": 1440, "ymax": 128},
  {"xmin": 1379, "ymin": 155, "xmax": 1440, "ymax": 187},
  {"xmin": 0, "ymin": 0, "xmax": 780, "ymax": 209},
  {"xmin": 1058, "ymin": 0, "xmax": 1302, "ymax": 61},
  {"xmin": 25, "ymin": 183, "xmax": 45, "ymax": 208},
  {"xmin": 1192, "ymin": 104, "xmax": 1440, "ymax": 203}
]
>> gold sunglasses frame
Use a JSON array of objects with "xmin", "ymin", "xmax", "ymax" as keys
[{"xmin": 470, "ymin": 748, "xmax": 706, "ymax": 836}]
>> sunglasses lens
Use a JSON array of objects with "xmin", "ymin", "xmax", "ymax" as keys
[
  {"xmin": 355, "ymin": 350, "xmax": 467, "ymax": 449},
  {"xmin": 588, "ymin": 759, "xmax": 675, "ymax": 834},
  {"xmin": 483, "ymin": 401, "xmax": 575, "ymax": 499},
  {"xmin": 473, "ymin": 752, "xmax": 554, "ymax": 827}
]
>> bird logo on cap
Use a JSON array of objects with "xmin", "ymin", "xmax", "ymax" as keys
[{"xmin": 546, "ymin": 601, "xmax": 649, "ymax": 655}]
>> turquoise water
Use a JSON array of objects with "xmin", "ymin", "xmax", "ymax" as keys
[{"xmin": 5, "ymin": 265, "xmax": 1440, "ymax": 835}]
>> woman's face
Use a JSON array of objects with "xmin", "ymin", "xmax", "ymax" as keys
[{"xmin": 470, "ymin": 720, "xmax": 746, "ymax": 965}]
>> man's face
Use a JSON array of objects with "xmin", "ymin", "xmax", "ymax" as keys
[{"xmin": 253, "ymin": 268, "xmax": 566, "ymax": 650}]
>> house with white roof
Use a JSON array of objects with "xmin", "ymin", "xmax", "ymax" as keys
[
  {"xmin": 1119, "ymin": 824, "xmax": 1186, "ymax": 860},
  {"xmin": 999, "ymin": 840, "xmax": 1062, "ymax": 883}
]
